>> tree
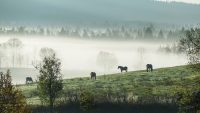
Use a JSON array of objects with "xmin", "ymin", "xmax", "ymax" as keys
[
  {"xmin": 82, "ymin": 29, "xmax": 89, "ymax": 38},
  {"xmin": 96, "ymin": 51, "xmax": 118, "ymax": 72},
  {"xmin": 38, "ymin": 28, "xmax": 44, "ymax": 36},
  {"xmin": 157, "ymin": 29, "xmax": 165, "ymax": 40},
  {"xmin": 134, "ymin": 47, "xmax": 148, "ymax": 70},
  {"xmin": 0, "ymin": 43, "xmax": 7, "ymax": 69},
  {"xmin": 32, "ymin": 46, "xmax": 38, "ymax": 67},
  {"xmin": 6, "ymin": 38, "xmax": 24, "ymax": 67},
  {"xmin": 46, "ymin": 28, "xmax": 51, "ymax": 36},
  {"xmin": 180, "ymin": 28, "xmax": 200, "ymax": 73},
  {"xmin": 18, "ymin": 26, "xmax": 25, "ymax": 35},
  {"xmin": 33, "ymin": 54, "xmax": 63, "ymax": 113},
  {"xmin": 59, "ymin": 27, "xmax": 66, "ymax": 36},
  {"xmin": 174, "ymin": 27, "xmax": 200, "ymax": 113},
  {"xmin": 136, "ymin": 30, "xmax": 143, "ymax": 40},
  {"xmin": 25, "ymin": 52, "xmax": 30, "ymax": 68},
  {"xmin": 143, "ymin": 27, "xmax": 153, "ymax": 40},
  {"xmin": 39, "ymin": 47, "xmax": 56, "ymax": 60},
  {"xmin": 0, "ymin": 70, "xmax": 31, "ymax": 113},
  {"xmin": 16, "ymin": 52, "xmax": 24, "ymax": 68}
]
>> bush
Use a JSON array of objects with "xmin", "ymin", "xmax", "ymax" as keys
[
  {"xmin": 79, "ymin": 91, "xmax": 97, "ymax": 111},
  {"xmin": 174, "ymin": 86, "xmax": 200, "ymax": 113}
]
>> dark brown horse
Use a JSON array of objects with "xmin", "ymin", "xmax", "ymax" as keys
[
  {"xmin": 26, "ymin": 77, "xmax": 33, "ymax": 84},
  {"xmin": 146, "ymin": 64, "xmax": 153, "ymax": 72},
  {"xmin": 90, "ymin": 72, "xmax": 96, "ymax": 80},
  {"xmin": 118, "ymin": 66, "xmax": 128, "ymax": 73}
]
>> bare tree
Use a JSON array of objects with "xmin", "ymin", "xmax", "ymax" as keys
[
  {"xmin": 134, "ymin": 47, "xmax": 148, "ymax": 70},
  {"xmin": 0, "ymin": 43, "xmax": 7, "ymax": 68},
  {"xmin": 6, "ymin": 38, "xmax": 24, "ymax": 67},
  {"xmin": 32, "ymin": 46, "xmax": 38, "ymax": 67},
  {"xmin": 39, "ymin": 47, "xmax": 56, "ymax": 60},
  {"xmin": 16, "ymin": 52, "xmax": 24, "ymax": 68},
  {"xmin": 25, "ymin": 52, "xmax": 30, "ymax": 68},
  {"xmin": 96, "ymin": 51, "xmax": 118, "ymax": 72}
]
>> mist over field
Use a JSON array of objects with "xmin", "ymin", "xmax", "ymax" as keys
[{"xmin": 0, "ymin": 36, "xmax": 187, "ymax": 84}]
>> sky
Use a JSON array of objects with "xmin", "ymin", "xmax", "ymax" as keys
[
  {"xmin": 0, "ymin": 0, "xmax": 200, "ymax": 24},
  {"xmin": 155, "ymin": 0, "xmax": 200, "ymax": 4}
]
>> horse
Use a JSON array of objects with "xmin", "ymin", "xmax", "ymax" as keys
[
  {"xmin": 118, "ymin": 66, "xmax": 128, "ymax": 73},
  {"xmin": 146, "ymin": 64, "xmax": 153, "ymax": 72},
  {"xmin": 90, "ymin": 72, "xmax": 96, "ymax": 80},
  {"xmin": 26, "ymin": 77, "xmax": 33, "ymax": 84}
]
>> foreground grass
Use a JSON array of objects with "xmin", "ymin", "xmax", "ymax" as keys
[{"xmin": 16, "ymin": 65, "xmax": 199, "ymax": 112}]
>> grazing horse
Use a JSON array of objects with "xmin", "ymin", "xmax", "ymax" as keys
[
  {"xmin": 26, "ymin": 77, "xmax": 33, "ymax": 84},
  {"xmin": 118, "ymin": 66, "xmax": 128, "ymax": 73},
  {"xmin": 90, "ymin": 72, "xmax": 96, "ymax": 80},
  {"xmin": 146, "ymin": 64, "xmax": 153, "ymax": 72}
]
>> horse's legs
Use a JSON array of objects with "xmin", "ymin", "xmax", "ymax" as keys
[{"xmin": 95, "ymin": 76, "xmax": 96, "ymax": 80}]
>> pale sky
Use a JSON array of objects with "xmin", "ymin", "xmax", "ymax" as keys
[{"xmin": 155, "ymin": 0, "xmax": 200, "ymax": 4}]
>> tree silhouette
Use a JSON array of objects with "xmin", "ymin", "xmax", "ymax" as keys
[
  {"xmin": 157, "ymin": 29, "xmax": 165, "ymax": 41},
  {"xmin": 143, "ymin": 27, "xmax": 153, "ymax": 40},
  {"xmin": 33, "ymin": 54, "xmax": 63, "ymax": 113}
]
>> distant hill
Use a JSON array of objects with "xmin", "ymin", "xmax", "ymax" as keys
[{"xmin": 0, "ymin": 0, "xmax": 199, "ymax": 24}]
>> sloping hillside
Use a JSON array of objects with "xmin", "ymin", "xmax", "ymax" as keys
[{"xmin": 17, "ymin": 64, "xmax": 197, "ymax": 105}]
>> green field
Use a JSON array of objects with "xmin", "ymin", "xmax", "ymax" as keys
[{"xmin": 18, "ymin": 65, "xmax": 197, "ymax": 106}]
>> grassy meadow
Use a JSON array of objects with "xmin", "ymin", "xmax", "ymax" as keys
[{"xmin": 16, "ymin": 65, "xmax": 198, "ymax": 113}]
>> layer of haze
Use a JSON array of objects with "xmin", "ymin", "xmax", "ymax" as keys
[{"xmin": 0, "ymin": 37, "xmax": 187, "ymax": 84}]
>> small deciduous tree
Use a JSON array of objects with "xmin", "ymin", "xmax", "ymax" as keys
[
  {"xmin": 180, "ymin": 28, "xmax": 200, "ymax": 73},
  {"xmin": 0, "ymin": 70, "xmax": 31, "ymax": 113},
  {"xmin": 96, "ymin": 51, "xmax": 118, "ymax": 72},
  {"xmin": 33, "ymin": 54, "xmax": 63, "ymax": 113}
]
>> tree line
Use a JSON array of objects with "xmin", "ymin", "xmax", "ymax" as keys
[{"xmin": 0, "ymin": 25, "xmax": 188, "ymax": 41}]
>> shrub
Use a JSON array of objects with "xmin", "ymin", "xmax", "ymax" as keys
[
  {"xmin": 0, "ymin": 70, "xmax": 31, "ymax": 113},
  {"xmin": 79, "ymin": 91, "xmax": 97, "ymax": 111},
  {"xmin": 174, "ymin": 86, "xmax": 200, "ymax": 113}
]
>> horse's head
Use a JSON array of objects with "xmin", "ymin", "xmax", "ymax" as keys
[{"xmin": 118, "ymin": 66, "xmax": 121, "ymax": 69}]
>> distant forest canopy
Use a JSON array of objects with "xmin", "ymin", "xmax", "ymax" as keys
[{"xmin": 0, "ymin": 21, "xmax": 196, "ymax": 42}]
